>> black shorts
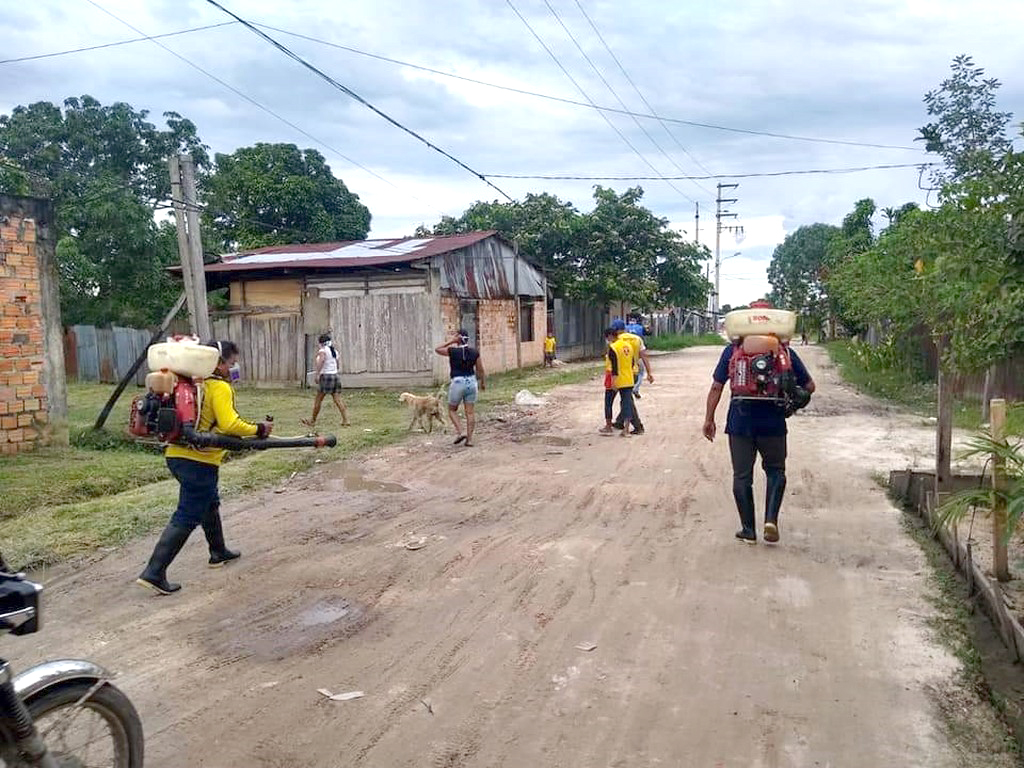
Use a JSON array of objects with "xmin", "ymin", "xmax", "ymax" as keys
[{"xmin": 318, "ymin": 373, "xmax": 341, "ymax": 394}]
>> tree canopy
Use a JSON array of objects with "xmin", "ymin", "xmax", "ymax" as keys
[
  {"xmin": 0, "ymin": 95, "xmax": 206, "ymax": 325},
  {"xmin": 202, "ymin": 143, "xmax": 371, "ymax": 251},
  {"xmin": 822, "ymin": 55, "xmax": 1024, "ymax": 372}
]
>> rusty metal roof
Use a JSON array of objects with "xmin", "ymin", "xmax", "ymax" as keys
[{"xmin": 203, "ymin": 231, "xmax": 502, "ymax": 273}]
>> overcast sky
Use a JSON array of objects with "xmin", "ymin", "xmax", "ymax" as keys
[{"xmin": 4, "ymin": 0, "xmax": 1023, "ymax": 306}]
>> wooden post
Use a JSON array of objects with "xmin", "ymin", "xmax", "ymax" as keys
[
  {"xmin": 169, "ymin": 156, "xmax": 199, "ymax": 336},
  {"xmin": 991, "ymin": 398, "xmax": 1010, "ymax": 582},
  {"xmin": 513, "ymin": 243, "xmax": 522, "ymax": 370},
  {"xmin": 169, "ymin": 154, "xmax": 212, "ymax": 341},
  {"xmin": 180, "ymin": 155, "xmax": 212, "ymax": 341},
  {"xmin": 936, "ymin": 366, "xmax": 954, "ymax": 497}
]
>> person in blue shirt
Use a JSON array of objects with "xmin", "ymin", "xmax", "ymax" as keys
[{"xmin": 702, "ymin": 339, "xmax": 815, "ymax": 544}]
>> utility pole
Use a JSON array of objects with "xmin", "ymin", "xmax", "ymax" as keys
[
  {"xmin": 694, "ymin": 202, "xmax": 699, "ymax": 246},
  {"xmin": 169, "ymin": 154, "xmax": 212, "ymax": 341},
  {"xmin": 714, "ymin": 183, "xmax": 744, "ymax": 319}
]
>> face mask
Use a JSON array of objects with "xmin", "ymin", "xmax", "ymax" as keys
[{"xmin": 229, "ymin": 363, "xmax": 241, "ymax": 383}]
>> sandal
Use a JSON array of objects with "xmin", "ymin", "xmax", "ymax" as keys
[
  {"xmin": 598, "ymin": 426, "xmax": 614, "ymax": 436},
  {"xmin": 453, "ymin": 435, "xmax": 466, "ymax": 445},
  {"xmin": 301, "ymin": 418, "xmax": 315, "ymax": 428}
]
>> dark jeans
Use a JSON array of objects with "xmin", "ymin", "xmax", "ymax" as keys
[
  {"xmin": 604, "ymin": 388, "xmax": 634, "ymax": 426},
  {"xmin": 728, "ymin": 434, "xmax": 787, "ymax": 522},
  {"xmin": 167, "ymin": 457, "xmax": 220, "ymax": 530},
  {"xmin": 612, "ymin": 387, "xmax": 643, "ymax": 431}
]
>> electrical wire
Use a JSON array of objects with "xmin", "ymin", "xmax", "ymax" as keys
[
  {"xmin": 539, "ymin": 0, "xmax": 708, "ymax": 204},
  {"xmin": 202, "ymin": 0, "xmax": 513, "ymax": 202},
  {"xmin": 506, "ymin": 0, "xmax": 700, "ymax": 206},
  {"xmin": 570, "ymin": 0, "xmax": 716, "ymax": 188},
  {"xmin": 82, "ymin": 0, "xmax": 446, "ymax": 217},
  {"xmin": 14, "ymin": 16, "xmax": 926, "ymax": 154},
  {"xmin": 253, "ymin": 23, "xmax": 923, "ymax": 153},
  {"xmin": 483, "ymin": 162, "xmax": 937, "ymax": 180},
  {"xmin": 0, "ymin": 22, "xmax": 237, "ymax": 65}
]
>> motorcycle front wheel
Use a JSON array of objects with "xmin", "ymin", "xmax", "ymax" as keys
[{"xmin": 25, "ymin": 679, "xmax": 143, "ymax": 768}]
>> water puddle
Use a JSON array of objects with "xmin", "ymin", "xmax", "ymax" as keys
[
  {"xmin": 340, "ymin": 466, "xmax": 408, "ymax": 493},
  {"xmin": 298, "ymin": 597, "xmax": 358, "ymax": 628}
]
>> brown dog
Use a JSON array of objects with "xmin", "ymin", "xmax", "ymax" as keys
[{"xmin": 399, "ymin": 391, "xmax": 447, "ymax": 434}]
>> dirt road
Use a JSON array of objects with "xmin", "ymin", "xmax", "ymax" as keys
[{"xmin": 18, "ymin": 345, "xmax": 1014, "ymax": 767}]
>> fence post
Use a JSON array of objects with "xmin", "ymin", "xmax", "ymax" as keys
[{"xmin": 991, "ymin": 398, "xmax": 1010, "ymax": 582}]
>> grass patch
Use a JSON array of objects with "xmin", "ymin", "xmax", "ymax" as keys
[
  {"xmin": 899, "ymin": 509, "xmax": 1022, "ymax": 758},
  {"xmin": 644, "ymin": 332, "xmax": 723, "ymax": 352},
  {"xmin": 0, "ymin": 362, "xmax": 600, "ymax": 570},
  {"xmin": 826, "ymin": 340, "xmax": 983, "ymax": 431}
]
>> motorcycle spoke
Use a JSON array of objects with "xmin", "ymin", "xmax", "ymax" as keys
[{"xmin": 36, "ymin": 706, "xmax": 118, "ymax": 766}]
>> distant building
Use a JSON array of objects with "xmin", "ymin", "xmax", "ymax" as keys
[{"xmin": 198, "ymin": 231, "xmax": 547, "ymax": 388}]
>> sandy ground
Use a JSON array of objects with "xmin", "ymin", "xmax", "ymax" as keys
[{"xmin": 16, "ymin": 345, "xmax": 1016, "ymax": 768}]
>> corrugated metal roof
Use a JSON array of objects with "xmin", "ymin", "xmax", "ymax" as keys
[{"xmin": 204, "ymin": 231, "xmax": 501, "ymax": 273}]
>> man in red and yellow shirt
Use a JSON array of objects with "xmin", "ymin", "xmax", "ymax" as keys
[{"xmin": 600, "ymin": 327, "xmax": 635, "ymax": 437}]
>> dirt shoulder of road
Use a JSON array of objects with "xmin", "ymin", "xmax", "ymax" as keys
[{"xmin": 15, "ymin": 344, "xmax": 1019, "ymax": 767}]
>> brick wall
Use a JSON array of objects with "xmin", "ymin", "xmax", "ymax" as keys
[
  {"xmin": 438, "ymin": 295, "xmax": 545, "ymax": 376},
  {"xmin": 0, "ymin": 196, "xmax": 66, "ymax": 453}
]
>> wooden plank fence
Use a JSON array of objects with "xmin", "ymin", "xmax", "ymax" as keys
[{"xmin": 64, "ymin": 325, "xmax": 152, "ymax": 385}]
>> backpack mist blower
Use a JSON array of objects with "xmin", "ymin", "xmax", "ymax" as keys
[{"xmin": 723, "ymin": 306, "xmax": 811, "ymax": 418}]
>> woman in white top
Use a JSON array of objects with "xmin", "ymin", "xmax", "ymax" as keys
[{"xmin": 302, "ymin": 333, "xmax": 350, "ymax": 428}]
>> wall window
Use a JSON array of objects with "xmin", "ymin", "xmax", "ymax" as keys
[{"xmin": 520, "ymin": 301, "xmax": 535, "ymax": 342}]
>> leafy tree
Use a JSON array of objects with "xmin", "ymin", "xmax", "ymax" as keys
[
  {"xmin": 767, "ymin": 223, "xmax": 840, "ymax": 332},
  {"xmin": 0, "ymin": 95, "xmax": 206, "ymax": 325},
  {"xmin": 202, "ymin": 143, "xmax": 370, "ymax": 251},
  {"xmin": 919, "ymin": 54, "xmax": 1013, "ymax": 192}
]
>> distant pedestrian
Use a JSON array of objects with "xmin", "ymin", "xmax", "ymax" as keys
[
  {"xmin": 599, "ymin": 327, "xmax": 634, "ymax": 438},
  {"xmin": 435, "ymin": 330, "xmax": 486, "ymax": 446},
  {"xmin": 544, "ymin": 332, "xmax": 557, "ymax": 367},
  {"xmin": 610, "ymin": 319, "xmax": 653, "ymax": 433},
  {"xmin": 303, "ymin": 333, "xmax": 350, "ymax": 429}
]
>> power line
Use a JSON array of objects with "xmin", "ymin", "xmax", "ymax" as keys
[
  {"xmin": 203, "ymin": 0, "xmax": 514, "ymax": 202},
  {"xmin": 0, "ymin": 22, "xmax": 236, "ymax": 65},
  {"xmin": 15, "ymin": 17, "xmax": 925, "ymax": 154},
  {"xmin": 82, "ymin": 0, "xmax": 446, "ymax": 217},
  {"xmin": 539, "ymin": 0, "xmax": 709, "ymax": 203},
  {"xmin": 506, "ymin": 0, "xmax": 701, "ymax": 207},
  {"xmin": 253, "ymin": 23, "xmax": 923, "ymax": 153},
  {"xmin": 484, "ymin": 162, "xmax": 937, "ymax": 180},
  {"xmin": 571, "ymin": 0, "xmax": 716, "ymax": 183}
]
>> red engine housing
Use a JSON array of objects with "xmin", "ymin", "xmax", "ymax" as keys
[
  {"xmin": 728, "ymin": 340, "xmax": 792, "ymax": 400},
  {"xmin": 127, "ymin": 376, "xmax": 199, "ymax": 444}
]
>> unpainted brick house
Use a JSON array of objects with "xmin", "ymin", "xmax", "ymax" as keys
[
  {"xmin": 199, "ymin": 231, "xmax": 548, "ymax": 388},
  {"xmin": 0, "ymin": 195, "xmax": 68, "ymax": 453}
]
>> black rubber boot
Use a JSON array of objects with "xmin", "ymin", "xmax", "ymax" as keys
[
  {"xmin": 764, "ymin": 469, "xmax": 786, "ymax": 543},
  {"xmin": 137, "ymin": 524, "xmax": 192, "ymax": 594},
  {"xmin": 733, "ymin": 482, "xmax": 757, "ymax": 544},
  {"xmin": 202, "ymin": 503, "xmax": 240, "ymax": 568}
]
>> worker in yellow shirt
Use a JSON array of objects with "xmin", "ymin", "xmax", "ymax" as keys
[
  {"xmin": 544, "ymin": 332, "xmax": 557, "ymax": 367},
  {"xmin": 599, "ymin": 327, "xmax": 635, "ymax": 437},
  {"xmin": 610, "ymin": 319, "xmax": 654, "ymax": 435},
  {"xmin": 138, "ymin": 340, "xmax": 273, "ymax": 595}
]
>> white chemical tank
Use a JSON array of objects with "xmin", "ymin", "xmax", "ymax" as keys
[
  {"xmin": 724, "ymin": 308, "xmax": 797, "ymax": 342},
  {"xmin": 147, "ymin": 339, "xmax": 220, "ymax": 378}
]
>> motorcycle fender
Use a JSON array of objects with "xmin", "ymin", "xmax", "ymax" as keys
[{"xmin": 13, "ymin": 660, "xmax": 110, "ymax": 703}]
